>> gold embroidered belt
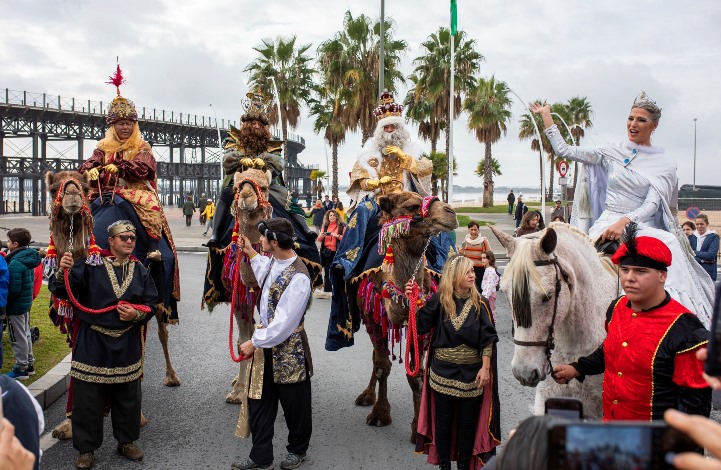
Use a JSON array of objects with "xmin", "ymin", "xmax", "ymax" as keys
[
  {"xmin": 434, "ymin": 344, "xmax": 482, "ymax": 364},
  {"xmin": 90, "ymin": 324, "xmax": 133, "ymax": 338}
]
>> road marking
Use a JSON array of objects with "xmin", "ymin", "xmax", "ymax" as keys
[{"xmin": 40, "ymin": 431, "xmax": 60, "ymax": 452}]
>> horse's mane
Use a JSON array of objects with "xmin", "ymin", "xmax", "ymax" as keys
[
  {"xmin": 547, "ymin": 222, "xmax": 617, "ymax": 276},
  {"xmin": 506, "ymin": 239, "xmax": 545, "ymax": 328}
]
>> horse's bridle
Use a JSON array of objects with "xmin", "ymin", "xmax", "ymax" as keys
[{"xmin": 512, "ymin": 255, "xmax": 571, "ymax": 379}]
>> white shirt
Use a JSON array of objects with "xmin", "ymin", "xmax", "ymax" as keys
[
  {"xmin": 250, "ymin": 254, "xmax": 311, "ymax": 349},
  {"xmin": 693, "ymin": 229, "xmax": 712, "ymax": 251}
]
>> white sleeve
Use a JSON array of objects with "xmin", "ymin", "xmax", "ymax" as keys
[
  {"xmin": 250, "ymin": 254, "xmax": 271, "ymax": 281},
  {"xmin": 251, "ymin": 274, "xmax": 311, "ymax": 349},
  {"xmin": 545, "ymin": 124, "xmax": 605, "ymax": 166}
]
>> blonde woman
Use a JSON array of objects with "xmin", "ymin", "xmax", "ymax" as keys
[{"xmin": 409, "ymin": 255, "xmax": 500, "ymax": 470}]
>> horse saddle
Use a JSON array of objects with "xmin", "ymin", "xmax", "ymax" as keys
[{"xmin": 594, "ymin": 237, "xmax": 619, "ymax": 256}]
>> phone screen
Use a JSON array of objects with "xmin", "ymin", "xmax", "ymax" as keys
[
  {"xmin": 549, "ymin": 422, "xmax": 698, "ymax": 470},
  {"xmin": 545, "ymin": 397, "xmax": 583, "ymax": 420},
  {"xmin": 546, "ymin": 408, "xmax": 583, "ymax": 420}
]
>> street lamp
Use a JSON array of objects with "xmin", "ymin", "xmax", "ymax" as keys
[
  {"xmin": 693, "ymin": 118, "xmax": 697, "ymax": 191},
  {"xmin": 209, "ymin": 104, "xmax": 223, "ymax": 196},
  {"xmin": 508, "ymin": 88, "xmax": 546, "ymax": 217}
]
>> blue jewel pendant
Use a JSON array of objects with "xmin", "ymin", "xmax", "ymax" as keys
[{"xmin": 624, "ymin": 158, "xmax": 630, "ymax": 164}]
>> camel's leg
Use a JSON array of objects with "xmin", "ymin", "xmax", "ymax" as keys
[
  {"xmin": 157, "ymin": 313, "xmax": 180, "ymax": 386},
  {"xmin": 226, "ymin": 304, "xmax": 254, "ymax": 404},
  {"xmin": 365, "ymin": 346, "xmax": 393, "ymax": 427},
  {"xmin": 407, "ymin": 370, "xmax": 423, "ymax": 443},
  {"xmin": 52, "ymin": 418, "xmax": 73, "ymax": 440},
  {"xmin": 355, "ymin": 349, "xmax": 378, "ymax": 406}
]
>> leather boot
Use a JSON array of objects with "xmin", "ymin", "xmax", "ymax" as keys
[
  {"xmin": 206, "ymin": 195, "xmax": 231, "ymax": 248},
  {"xmin": 291, "ymin": 212, "xmax": 317, "ymax": 242}
]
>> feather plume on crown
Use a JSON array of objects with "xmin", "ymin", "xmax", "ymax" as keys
[
  {"xmin": 106, "ymin": 64, "xmax": 125, "ymax": 96},
  {"xmin": 621, "ymin": 221, "xmax": 639, "ymax": 255}
]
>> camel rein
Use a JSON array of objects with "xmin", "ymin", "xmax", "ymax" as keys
[
  {"xmin": 403, "ymin": 195, "xmax": 438, "ymax": 377},
  {"xmin": 512, "ymin": 256, "xmax": 570, "ymax": 379}
]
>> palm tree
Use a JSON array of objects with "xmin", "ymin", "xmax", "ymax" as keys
[
  {"xmin": 317, "ymin": 11, "xmax": 408, "ymax": 145},
  {"xmin": 310, "ymin": 86, "xmax": 346, "ymax": 198},
  {"xmin": 464, "ymin": 76, "xmax": 512, "ymax": 207},
  {"xmin": 474, "ymin": 157, "xmax": 502, "ymax": 178},
  {"xmin": 565, "ymin": 96, "xmax": 593, "ymax": 188},
  {"xmin": 310, "ymin": 169, "xmax": 327, "ymax": 200},
  {"xmin": 244, "ymin": 36, "xmax": 316, "ymax": 179},
  {"xmin": 410, "ymin": 27, "xmax": 483, "ymax": 201}
]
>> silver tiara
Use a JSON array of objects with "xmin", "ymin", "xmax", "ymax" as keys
[{"xmin": 632, "ymin": 91, "xmax": 662, "ymax": 115}]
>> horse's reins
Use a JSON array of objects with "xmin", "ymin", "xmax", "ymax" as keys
[{"xmin": 512, "ymin": 255, "xmax": 570, "ymax": 379}]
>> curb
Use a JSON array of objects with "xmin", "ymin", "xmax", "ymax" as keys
[{"xmin": 29, "ymin": 352, "xmax": 71, "ymax": 410}]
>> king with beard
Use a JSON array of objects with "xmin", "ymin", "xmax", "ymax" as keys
[
  {"xmin": 203, "ymin": 90, "xmax": 321, "ymax": 308},
  {"xmin": 325, "ymin": 91, "xmax": 455, "ymax": 351}
]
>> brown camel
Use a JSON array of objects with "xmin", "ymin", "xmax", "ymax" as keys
[
  {"xmin": 352, "ymin": 192, "xmax": 457, "ymax": 441},
  {"xmin": 223, "ymin": 168, "xmax": 272, "ymax": 405}
]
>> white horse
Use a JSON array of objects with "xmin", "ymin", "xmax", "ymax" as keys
[{"xmin": 490, "ymin": 223, "xmax": 618, "ymax": 419}]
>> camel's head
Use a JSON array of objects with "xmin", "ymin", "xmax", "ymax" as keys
[
  {"xmin": 45, "ymin": 171, "xmax": 89, "ymax": 215},
  {"xmin": 377, "ymin": 192, "xmax": 458, "ymax": 242},
  {"xmin": 376, "ymin": 192, "xmax": 457, "ymax": 325},
  {"xmin": 233, "ymin": 168, "xmax": 271, "ymax": 212}
]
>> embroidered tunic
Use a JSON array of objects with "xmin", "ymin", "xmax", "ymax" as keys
[
  {"xmin": 49, "ymin": 256, "xmax": 158, "ymax": 384},
  {"xmin": 250, "ymin": 255, "xmax": 312, "ymax": 384},
  {"xmin": 417, "ymin": 295, "xmax": 498, "ymax": 398},
  {"xmin": 572, "ymin": 294, "xmax": 711, "ymax": 420}
]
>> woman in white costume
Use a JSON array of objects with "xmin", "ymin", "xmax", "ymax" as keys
[{"xmin": 530, "ymin": 93, "xmax": 714, "ymax": 327}]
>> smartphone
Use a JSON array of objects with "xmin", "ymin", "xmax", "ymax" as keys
[
  {"xmin": 704, "ymin": 285, "xmax": 721, "ymax": 376},
  {"xmin": 548, "ymin": 421, "xmax": 699, "ymax": 470},
  {"xmin": 545, "ymin": 397, "xmax": 583, "ymax": 420}
]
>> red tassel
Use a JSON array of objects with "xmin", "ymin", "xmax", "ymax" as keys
[
  {"xmin": 381, "ymin": 246, "xmax": 394, "ymax": 273},
  {"xmin": 86, "ymin": 233, "xmax": 101, "ymax": 266}
]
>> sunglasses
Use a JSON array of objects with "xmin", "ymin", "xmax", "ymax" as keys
[{"xmin": 115, "ymin": 235, "xmax": 137, "ymax": 242}]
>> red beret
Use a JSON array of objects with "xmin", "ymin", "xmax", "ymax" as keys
[{"xmin": 611, "ymin": 235, "xmax": 672, "ymax": 269}]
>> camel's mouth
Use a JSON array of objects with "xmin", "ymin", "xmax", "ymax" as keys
[
  {"xmin": 238, "ymin": 199, "xmax": 259, "ymax": 210},
  {"xmin": 63, "ymin": 203, "xmax": 83, "ymax": 215}
]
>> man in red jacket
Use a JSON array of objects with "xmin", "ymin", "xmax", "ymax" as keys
[{"xmin": 554, "ymin": 223, "xmax": 711, "ymax": 420}]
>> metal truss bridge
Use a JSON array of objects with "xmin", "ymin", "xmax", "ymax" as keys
[{"xmin": 0, "ymin": 88, "xmax": 315, "ymax": 215}]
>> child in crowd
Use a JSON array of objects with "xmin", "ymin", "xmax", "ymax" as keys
[
  {"xmin": 480, "ymin": 251, "xmax": 500, "ymax": 322},
  {"xmin": 4, "ymin": 228, "xmax": 41, "ymax": 380},
  {"xmin": 459, "ymin": 221, "xmax": 490, "ymax": 293}
]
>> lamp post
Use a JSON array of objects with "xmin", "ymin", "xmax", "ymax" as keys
[
  {"xmin": 693, "ymin": 118, "xmax": 697, "ymax": 191},
  {"xmin": 508, "ymin": 88, "xmax": 546, "ymax": 217},
  {"xmin": 209, "ymin": 104, "xmax": 223, "ymax": 197},
  {"xmin": 379, "ymin": 0, "xmax": 385, "ymax": 100}
]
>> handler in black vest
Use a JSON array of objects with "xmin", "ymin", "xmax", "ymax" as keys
[{"xmin": 232, "ymin": 218, "xmax": 313, "ymax": 470}]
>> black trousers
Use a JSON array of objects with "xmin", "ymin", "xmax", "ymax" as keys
[
  {"xmin": 508, "ymin": 203, "xmax": 513, "ymax": 214},
  {"xmin": 321, "ymin": 250, "xmax": 336, "ymax": 292},
  {"xmin": 185, "ymin": 215, "xmax": 192, "ymax": 226},
  {"xmin": 248, "ymin": 349, "xmax": 312, "ymax": 465},
  {"xmin": 72, "ymin": 378, "xmax": 142, "ymax": 453},
  {"xmin": 434, "ymin": 392, "xmax": 481, "ymax": 462}
]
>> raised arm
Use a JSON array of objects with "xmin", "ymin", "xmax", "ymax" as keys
[{"xmin": 530, "ymin": 102, "xmax": 605, "ymax": 166}]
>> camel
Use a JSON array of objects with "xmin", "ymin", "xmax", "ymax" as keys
[
  {"xmin": 222, "ymin": 167, "xmax": 273, "ymax": 404},
  {"xmin": 351, "ymin": 192, "xmax": 458, "ymax": 441},
  {"xmin": 490, "ymin": 223, "xmax": 617, "ymax": 419}
]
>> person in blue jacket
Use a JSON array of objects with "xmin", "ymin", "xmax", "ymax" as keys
[
  {"xmin": 0, "ymin": 253, "xmax": 8, "ymax": 369},
  {"xmin": 689, "ymin": 214, "xmax": 719, "ymax": 281}
]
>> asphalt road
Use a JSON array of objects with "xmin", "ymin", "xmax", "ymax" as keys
[{"xmin": 39, "ymin": 253, "xmax": 533, "ymax": 469}]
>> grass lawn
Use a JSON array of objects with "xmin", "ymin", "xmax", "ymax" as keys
[
  {"xmin": 456, "ymin": 215, "xmax": 494, "ymax": 227},
  {"xmin": 455, "ymin": 203, "xmax": 541, "ymax": 214},
  {"xmin": 2, "ymin": 286, "xmax": 70, "ymax": 385}
]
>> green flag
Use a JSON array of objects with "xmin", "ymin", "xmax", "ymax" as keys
[{"xmin": 450, "ymin": 0, "xmax": 458, "ymax": 35}]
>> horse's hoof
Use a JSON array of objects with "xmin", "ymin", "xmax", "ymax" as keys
[
  {"xmin": 163, "ymin": 373, "xmax": 181, "ymax": 387},
  {"xmin": 355, "ymin": 391, "xmax": 376, "ymax": 407},
  {"xmin": 52, "ymin": 419, "xmax": 72, "ymax": 440},
  {"xmin": 140, "ymin": 413, "xmax": 149, "ymax": 427}
]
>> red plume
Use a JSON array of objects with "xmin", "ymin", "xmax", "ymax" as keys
[{"xmin": 106, "ymin": 64, "xmax": 125, "ymax": 96}]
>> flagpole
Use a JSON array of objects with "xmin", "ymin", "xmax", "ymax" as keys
[
  {"xmin": 379, "ymin": 0, "xmax": 385, "ymax": 100},
  {"xmin": 448, "ymin": 0, "xmax": 457, "ymax": 205}
]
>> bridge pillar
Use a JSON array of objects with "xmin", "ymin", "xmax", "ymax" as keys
[
  {"xmin": 38, "ymin": 133, "xmax": 48, "ymax": 215},
  {"xmin": 30, "ymin": 125, "xmax": 39, "ymax": 216},
  {"xmin": 18, "ymin": 177, "xmax": 25, "ymax": 213},
  {"xmin": 77, "ymin": 128, "xmax": 84, "ymax": 162},
  {"xmin": 0, "ymin": 131, "xmax": 4, "ymax": 214}
]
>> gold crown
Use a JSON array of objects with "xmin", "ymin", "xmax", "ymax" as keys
[
  {"xmin": 107, "ymin": 96, "xmax": 138, "ymax": 125},
  {"xmin": 241, "ymin": 89, "xmax": 274, "ymax": 125},
  {"xmin": 373, "ymin": 91, "xmax": 403, "ymax": 120}
]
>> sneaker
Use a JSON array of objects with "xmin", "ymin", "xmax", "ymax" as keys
[
  {"xmin": 27, "ymin": 364, "xmax": 36, "ymax": 375},
  {"xmin": 280, "ymin": 453, "xmax": 307, "ymax": 470},
  {"xmin": 6, "ymin": 366, "xmax": 29, "ymax": 380},
  {"xmin": 231, "ymin": 458, "xmax": 274, "ymax": 470}
]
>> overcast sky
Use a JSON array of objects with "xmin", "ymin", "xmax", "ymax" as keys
[{"xmin": 2, "ymin": 0, "xmax": 719, "ymax": 193}]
